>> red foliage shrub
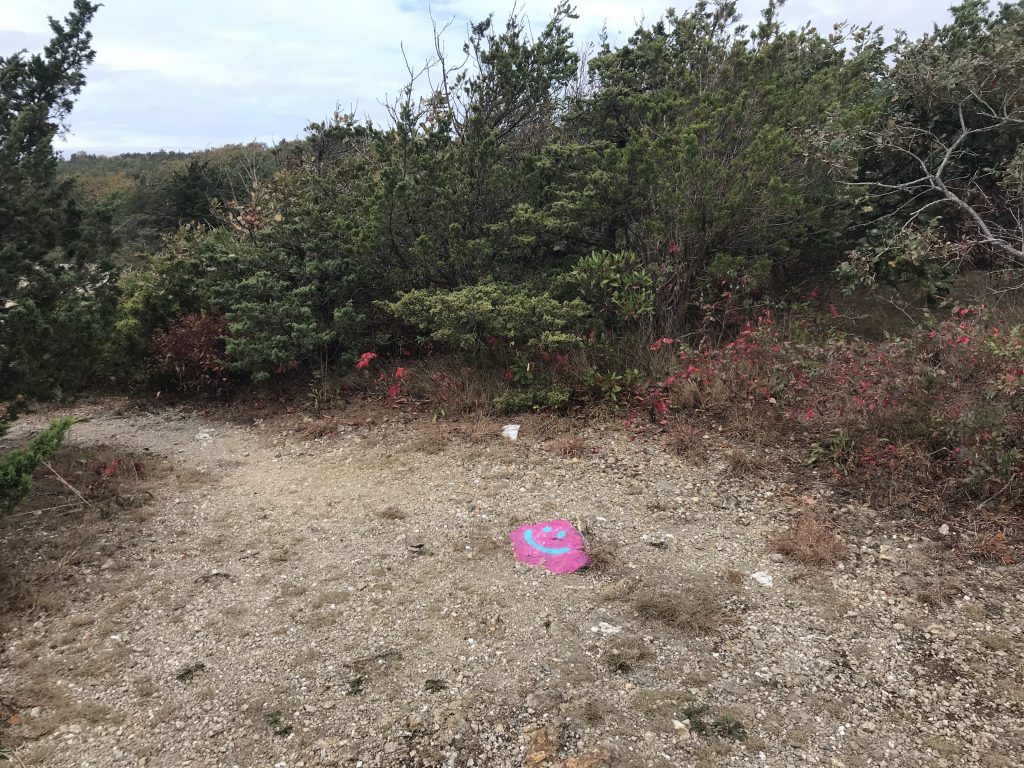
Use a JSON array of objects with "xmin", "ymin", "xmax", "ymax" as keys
[
  {"xmin": 664, "ymin": 307, "xmax": 1024, "ymax": 550},
  {"xmin": 149, "ymin": 313, "xmax": 230, "ymax": 394}
]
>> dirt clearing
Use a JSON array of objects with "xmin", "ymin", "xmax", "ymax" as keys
[{"xmin": 1, "ymin": 401, "xmax": 1022, "ymax": 767}]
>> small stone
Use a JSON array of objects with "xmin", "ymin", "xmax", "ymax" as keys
[
  {"xmin": 525, "ymin": 690, "xmax": 564, "ymax": 712},
  {"xmin": 769, "ymin": 553, "xmax": 785, "ymax": 563},
  {"xmin": 859, "ymin": 721, "xmax": 876, "ymax": 734},
  {"xmin": 751, "ymin": 571, "xmax": 774, "ymax": 588},
  {"xmin": 68, "ymin": 724, "xmax": 82, "ymax": 734},
  {"xmin": 938, "ymin": 524, "xmax": 950, "ymax": 536},
  {"xmin": 590, "ymin": 622, "xmax": 623, "ymax": 635}
]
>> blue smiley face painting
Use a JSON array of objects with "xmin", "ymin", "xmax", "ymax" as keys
[{"xmin": 510, "ymin": 519, "xmax": 590, "ymax": 573}]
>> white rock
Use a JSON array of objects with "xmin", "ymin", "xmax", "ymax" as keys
[
  {"xmin": 938, "ymin": 524, "xmax": 950, "ymax": 536},
  {"xmin": 590, "ymin": 621, "xmax": 623, "ymax": 635},
  {"xmin": 751, "ymin": 571, "xmax": 774, "ymax": 588}
]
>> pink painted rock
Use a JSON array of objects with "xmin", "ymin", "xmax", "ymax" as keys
[{"xmin": 510, "ymin": 519, "xmax": 590, "ymax": 574}]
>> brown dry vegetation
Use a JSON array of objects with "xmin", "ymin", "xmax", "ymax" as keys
[
  {"xmin": 375, "ymin": 506, "xmax": 408, "ymax": 521},
  {"xmin": 0, "ymin": 444, "xmax": 174, "ymax": 626},
  {"xmin": 629, "ymin": 578, "xmax": 738, "ymax": 635},
  {"xmin": 549, "ymin": 434, "xmax": 586, "ymax": 458},
  {"xmin": 296, "ymin": 416, "xmax": 340, "ymax": 440},
  {"xmin": 770, "ymin": 515, "xmax": 847, "ymax": 567}
]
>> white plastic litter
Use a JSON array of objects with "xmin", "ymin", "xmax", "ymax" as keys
[
  {"xmin": 751, "ymin": 571, "xmax": 774, "ymax": 588},
  {"xmin": 502, "ymin": 424, "xmax": 520, "ymax": 440}
]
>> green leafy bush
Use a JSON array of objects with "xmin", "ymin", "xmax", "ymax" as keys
[
  {"xmin": 572, "ymin": 251, "xmax": 656, "ymax": 324},
  {"xmin": 382, "ymin": 282, "xmax": 590, "ymax": 352},
  {"xmin": 493, "ymin": 384, "xmax": 572, "ymax": 413},
  {"xmin": 0, "ymin": 418, "xmax": 74, "ymax": 515}
]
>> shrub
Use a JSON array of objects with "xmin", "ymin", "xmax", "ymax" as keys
[
  {"xmin": 571, "ymin": 250, "xmax": 656, "ymax": 325},
  {"xmin": 149, "ymin": 312, "xmax": 229, "ymax": 394},
  {"xmin": 0, "ymin": 418, "xmax": 74, "ymax": 516},
  {"xmin": 665, "ymin": 307, "xmax": 1024, "ymax": 532},
  {"xmin": 493, "ymin": 384, "xmax": 571, "ymax": 414},
  {"xmin": 381, "ymin": 282, "xmax": 590, "ymax": 352},
  {"xmin": 770, "ymin": 515, "xmax": 847, "ymax": 567}
]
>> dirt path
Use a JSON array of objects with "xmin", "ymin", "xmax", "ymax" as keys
[{"xmin": 1, "ymin": 401, "xmax": 1022, "ymax": 767}]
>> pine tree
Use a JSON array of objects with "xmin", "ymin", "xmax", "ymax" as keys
[{"xmin": 0, "ymin": 1, "xmax": 116, "ymax": 399}]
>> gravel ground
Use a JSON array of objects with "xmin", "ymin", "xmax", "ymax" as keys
[{"xmin": 1, "ymin": 400, "xmax": 1022, "ymax": 767}]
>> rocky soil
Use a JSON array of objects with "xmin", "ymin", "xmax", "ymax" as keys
[{"xmin": 1, "ymin": 400, "xmax": 1022, "ymax": 767}]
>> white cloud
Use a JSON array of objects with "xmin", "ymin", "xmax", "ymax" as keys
[{"xmin": 1, "ymin": 0, "xmax": 953, "ymax": 154}]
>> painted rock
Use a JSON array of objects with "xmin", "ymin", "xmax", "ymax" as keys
[{"xmin": 510, "ymin": 518, "xmax": 590, "ymax": 574}]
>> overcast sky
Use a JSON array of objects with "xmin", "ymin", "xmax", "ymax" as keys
[{"xmin": 0, "ymin": 0, "xmax": 955, "ymax": 155}]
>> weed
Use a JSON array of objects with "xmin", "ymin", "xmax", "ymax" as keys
[
  {"xmin": 297, "ymin": 417, "xmax": 339, "ymax": 440},
  {"xmin": 264, "ymin": 710, "xmax": 292, "ymax": 737},
  {"xmin": 493, "ymin": 385, "xmax": 571, "ymax": 414},
  {"xmin": 723, "ymin": 569, "xmax": 745, "ymax": 585},
  {"xmin": 175, "ymin": 661, "xmax": 205, "ymax": 683},
  {"xmin": 550, "ymin": 435, "xmax": 586, "ymax": 458},
  {"xmin": 711, "ymin": 712, "xmax": 748, "ymax": 741},
  {"xmin": 579, "ymin": 699, "xmax": 606, "ymax": 725},
  {"xmin": 410, "ymin": 422, "xmax": 451, "ymax": 454},
  {"xmin": 667, "ymin": 423, "xmax": 705, "ymax": 459},
  {"xmin": 603, "ymin": 638, "xmax": 651, "ymax": 674},
  {"xmin": 375, "ymin": 506, "xmax": 407, "ymax": 521},
  {"xmin": 631, "ymin": 579, "xmax": 733, "ymax": 635},
  {"xmin": 456, "ymin": 416, "xmax": 499, "ymax": 444},
  {"xmin": 585, "ymin": 542, "xmax": 618, "ymax": 572},
  {"xmin": 346, "ymin": 677, "xmax": 364, "ymax": 695},
  {"xmin": 724, "ymin": 447, "xmax": 772, "ymax": 475},
  {"xmin": 806, "ymin": 429, "xmax": 857, "ymax": 474},
  {"xmin": 424, "ymin": 678, "xmax": 447, "ymax": 692},
  {"xmin": 682, "ymin": 704, "xmax": 747, "ymax": 741},
  {"xmin": 770, "ymin": 515, "xmax": 846, "ymax": 567}
]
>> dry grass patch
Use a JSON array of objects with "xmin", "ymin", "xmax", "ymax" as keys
[
  {"xmin": 585, "ymin": 540, "xmax": 619, "ymax": 572},
  {"xmin": 409, "ymin": 421, "xmax": 452, "ymax": 454},
  {"xmin": 550, "ymin": 434, "xmax": 586, "ymax": 458},
  {"xmin": 1, "ymin": 444, "xmax": 172, "ymax": 623},
  {"xmin": 452, "ymin": 415, "xmax": 501, "ymax": 445},
  {"xmin": 631, "ymin": 578, "xmax": 735, "ymax": 635},
  {"xmin": 405, "ymin": 361, "xmax": 499, "ymax": 415},
  {"xmin": 297, "ymin": 416, "xmax": 339, "ymax": 440},
  {"xmin": 770, "ymin": 515, "xmax": 846, "ymax": 567},
  {"xmin": 666, "ymin": 422, "xmax": 706, "ymax": 459},
  {"xmin": 375, "ymin": 506, "xmax": 407, "ymax": 521},
  {"xmin": 723, "ymin": 568, "xmax": 745, "ymax": 585},
  {"xmin": 513, "ymin": 413, "xmax": 564, "ymax": 443},
  {"xmin": 603, "ymin": 637, "xmax": 651, "ymax": 674},
  {"xmin": 724, "ymin": 446, "xmax": 773, "ymax": 475}
]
